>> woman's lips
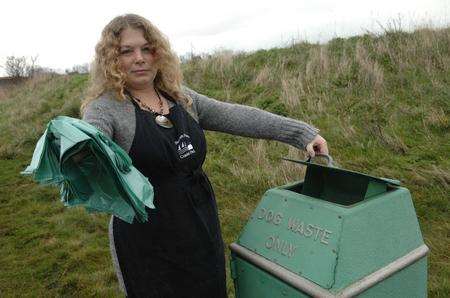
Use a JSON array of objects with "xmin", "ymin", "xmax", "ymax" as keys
[{"xmin": 132, "ymin": 69, "xmax": 149, "ymax": 74}]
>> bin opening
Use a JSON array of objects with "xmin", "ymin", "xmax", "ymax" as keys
[{"xmin": 283, "ymin": 158, "xmax": 400, "ymax": 206}]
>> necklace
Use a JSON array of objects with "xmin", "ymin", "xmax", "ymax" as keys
[{"xmin": 128, "ymin": 88, "xmax": 174, "ymax": 129}]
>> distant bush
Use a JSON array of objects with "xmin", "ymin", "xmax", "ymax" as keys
[
  {"xmin": 1, "ymin": 55, "xmax": 56, "ymax": 78},
  {"xmin": 65, "ymin": 63, "xmax": 90, "ymax": 75}
]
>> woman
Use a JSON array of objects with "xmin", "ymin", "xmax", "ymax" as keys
[{"xmin": 81, "ymin": 13, "xmax": 328, "ymax": 298}]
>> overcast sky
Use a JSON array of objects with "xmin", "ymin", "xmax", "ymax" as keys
[{"xmin": 0, "ymin": 0, "xmax": 448, "ymax": 76}]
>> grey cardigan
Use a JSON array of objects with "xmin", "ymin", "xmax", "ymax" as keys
[{"xmin": 82, "ymin": 86, "xmax": 319, "ymax": 153}]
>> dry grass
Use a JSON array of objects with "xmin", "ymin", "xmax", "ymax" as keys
[
  {"xmin": 253, "ymin": 64, "xmax": 272, "ymax": 86},
  {"xmin": 368, "ymin": 124, "xmax": 409, "ymax": 154},
  {"xmin": 424, "ymin": 107, "xmax": 449, "ymax": 130},
  {"xmin": 355, "ymin": 41, "xmax": 385, "ymax": 93},
  {"xmin": 211, "ymin": 50, "xmax": 235, "ymax": 99},
  {"xmin": 0, "ymin": 87, "xmax": 8, "ymax": 101},
  {"xmin": 280, "ymin": 74, "xmax": 303, "ymax": 109},
  {"xmin": 230, "ymin": 140, "xmax": 307, "ymax": 188},
  {"xmin": 421, "ymin": 165, "xmax": 450, "ymax": 189}
]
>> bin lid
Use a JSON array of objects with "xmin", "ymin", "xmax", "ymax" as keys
[{"xmin": 283, "ymin": 156, "xmax": 400, "ymax": 206}]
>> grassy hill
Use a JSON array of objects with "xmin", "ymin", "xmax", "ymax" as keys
[{"xmin": 0, "ymin": 26, "xmax": 449, "ymax": 296}]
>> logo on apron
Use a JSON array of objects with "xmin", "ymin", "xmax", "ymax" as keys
[{"xmin": 175, "ymin": 134, "xmax": 196, "ymax": 159}]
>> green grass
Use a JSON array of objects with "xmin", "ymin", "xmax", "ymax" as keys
[{"xmin": 1, "ymin": 26, "xmax": 449, "ymax": 296}]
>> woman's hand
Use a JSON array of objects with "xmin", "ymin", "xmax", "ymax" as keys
[{"xmin": 305, "ymin": 134, "xmax": 328, "ymax": 157}]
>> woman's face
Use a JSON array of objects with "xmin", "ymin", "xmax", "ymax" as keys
[{"xmin": 118, "ymin": 27, "xmax": 158, "ymax": 90}]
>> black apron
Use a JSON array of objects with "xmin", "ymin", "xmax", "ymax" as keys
[{"xmin": 111, "ymin": 93, "xmax": 227, "ymax": 298}]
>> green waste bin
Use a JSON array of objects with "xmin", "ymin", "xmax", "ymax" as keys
[{"xmin": 230, "ymin": 156, "xmax": 428, "ymax": 297}]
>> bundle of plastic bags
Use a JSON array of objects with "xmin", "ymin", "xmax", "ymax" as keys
[{"xmin": 22, "ymin": 116, "xmax": 154, "ymax": 223}]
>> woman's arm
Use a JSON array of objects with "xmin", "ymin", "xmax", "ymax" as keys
[
  {"xmin": 184, "ymin": 87, "xmax": 320, "ymax": 150},
  {"xmin": 82, "ymin": 99, "xmax": 115, "ymax": 140}
]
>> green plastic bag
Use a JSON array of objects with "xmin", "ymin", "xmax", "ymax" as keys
[{"xmin": 22, "ymin": 116, "xmax": 154, "ymax": 223}]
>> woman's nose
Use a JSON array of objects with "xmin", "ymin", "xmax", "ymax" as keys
[{"xmin": 134, "ymin": 49, "xmax": 144, "ymax": 62}]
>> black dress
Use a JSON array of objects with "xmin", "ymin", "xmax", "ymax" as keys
[{"xmin": 111, "ymin": 92, "xmax": 227, "ymax": 298}]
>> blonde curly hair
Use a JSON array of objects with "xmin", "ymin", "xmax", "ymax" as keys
[{"xmin": 81, "ymin": 13, "xmax": 191, "ymax": 114}]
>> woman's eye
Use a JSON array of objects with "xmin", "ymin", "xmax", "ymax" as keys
[{"xmin": 120, "ymin": 49, "xmax": 132, "ymax": 55}]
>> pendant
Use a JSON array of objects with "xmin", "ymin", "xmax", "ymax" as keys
[{"xmin": 155, "ymin": 115, "xmax": 173, "ymax": 128}]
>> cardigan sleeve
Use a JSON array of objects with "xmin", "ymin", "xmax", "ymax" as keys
[
  {"xmin": 82, "ymin": 99, "xmax": 115, "ymax": 140},
  {"xmin": 183, "ymin": 86, "xmax": 319, "ymax": 150}
]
